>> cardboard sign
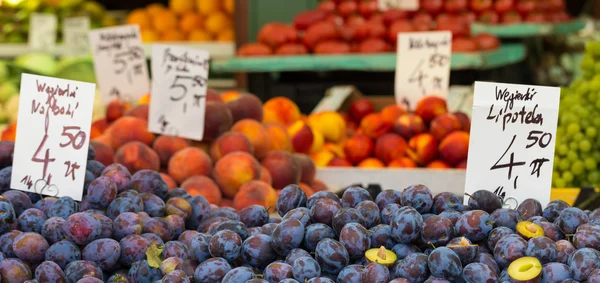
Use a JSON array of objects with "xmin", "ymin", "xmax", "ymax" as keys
[
  {"xmin": 63, "ymin": 17, "xmax": 91, "ymax": 57},
  {"xmin": 395, "ymin": 31, "xmax": 452, "ymax": 110},
  {"xmin": 29, "ymin": 14, "xmax": 57, "ymax": 50},
  {"xmin": 464, "ymin": 82, "xmax": 560, "ymax": 208},
  {"xmin": 378, "ymin": 0, "xmax": 419, "ymax": 11},
  {"xmin": 88, "ymin": 25, "xmax": 150, "ymax": 104},
  {"xmin": 312, "ymin": 86, "xmax": 355, "ymax": 114},
  {"xmin": 10, "ymin": 74, "xmax": 96, "ymax": 201},
  {"xmin": 148, "ymin": 45, "xmax": 210, "ymax": 141}
]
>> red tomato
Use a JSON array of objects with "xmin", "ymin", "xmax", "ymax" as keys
[
  {"xmin": 473, "ymin": 33, "xmax": 500, "ymax": 51},
  {"xmin": 325, "ymin": 14, "xmax": 345, "ymax": 27},
  {"xmin": 494, "ymin": 0, "xmax": 514, "ymax": 14},
  {"xmin": 461, "ymin": 11, "xmax": 477, "ymax": 25},
  {"xmin": 275, "ymin": 43, "xmax": 308, "ymax": 55},
  {"xmin": 337, "ymin": 1, "xmax": 358, "ymax": 17},
  {"xmin": 258, "ymin": 23, "xmax": 298, "ymax": 49},
  {"xmin": 359, "ymin": 38, "xmax": 391, "ymax": 53},
  {"xmin": 294, "ymin": 10, "xmax": 328, "ymax": 31},
  {"xmin": 516, "ymin": 0, "xmax": 536, "ymax": 15},
  {"xmin": 444, "ymin": 0, "xmax": 468, "ymax": 13},
  {"xmin": 388, "ymin": 19, "xmax": 414, "ymax": 42},
  {"xmin": 303, "ymin": 21, "xmax": 340, "ymax": 49},
  {"xmin": 358, "ymin": 1, "xmax": 378, "ymax": 18},
  {"xmin": 237, "ymin": 43, "xmax": 272, "ymax": 57},
  {"xmin": 524, "ymin": 12, "xmax": 546, "ymax": 23},
  {"xmin": 368, "ymin": 14, "xmax": 384, "ymax": 25},
  {"xmin": 502, "ymin": 11, "xmax": 522, "ymax": 24},
  {"xmin": 339, "ymin": 25, "xmax": 357, "ymax": 42},
  {"xmin": 317, "ymin": 1, "xmax": 336, "ymax": 14},
  {"xmin": 421, "ymin": 0, "xmax": 444, "ymax": 14},
  {"xmin": 412, "ymin": 13, "xmax": 433, "ymax": 31},
  {"xmin": 548, "ymin": 11, "xmax": 570, "ymax": 22},
  {"xmin": 470, "ymin": 0, "xmax": 492, "ymax": 12},
  {"xmin": 547, "ymin": 0, "xmax": 565, "ymax": 11},
  {"xmin": 452, "ymin": 37, "xmax": 478, "ymax": 52},
  {"xmin": 346, "ymin": 15, "xmax": 366, "ymax": 27},
  {"xmin": 436, "ymin": 14, "xmax": 469, "ymax": 37},
  {"xmin": 382, "ymin": 10, "xmax": 409, "ymax": 26},
  {"xmin": 478, "ymin": 10, "xmax": 499, "ymax": 24},
  {"xmin": 314, "ymin": 40, "xmax": 351, "ymax": 54}
]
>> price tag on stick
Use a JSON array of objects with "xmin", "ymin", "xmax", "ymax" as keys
[
  {"xmin": 148, "ymin": 45, "xmax": 210, "ymax": 141},
  {"xmin": 464, "ymin": 82, "xmax": 560, "ymax": 208},
  {"xmin": 10, "ymin": 74, "xmax": 96, "ymax": 201},
  {"xmin": 88, "ymin": 25, "xmax": 150, "ymax": 104},
  {"xmin": 378, "ymin": 0, "xmax": 419, "ymax": 11},
  {"xmin": 29, "ymin": 13, "xmax": 57, "ymax": 50},
  {"xmin": 395, "ymin": 31, "xmax": 452, "ymax": 110},
  {"xmin": 64, "ymin": 17, "xmax": 91, "ymax": 57}
]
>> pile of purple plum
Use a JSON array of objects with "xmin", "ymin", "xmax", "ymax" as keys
[{"xmin": 0, "ymin": 140, "xmax": 599, "ymax": 282}]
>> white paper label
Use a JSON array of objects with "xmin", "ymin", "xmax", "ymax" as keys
[
  {"xmin": 378, "ymin": 0, "xmax": 419, "ymax": 11},
  {"xmin": 10, "ymin": 74, "xmax": 96, "ymax": 201},
  {"xmin": 148, "ymin": 45, "xmax": 210, "ymax": 141},
  {"xmin": 464, "ymin": 82, "xmax": 560, "ymax": 209},
  {"xmin": 29, "ymin": 14, "xmax": 57, "ymax": 50},
  {"xmin": 64, "ymin": 17, "xmax": 91, "ymax": 57},
  {"xmin": 88, "ymin": 25, "xmax": 150, "ymax": 104},
  {"xmin": 395, "ymin": 31, "xmax": 452, "ymax": 110},
  {"xmin": 312, "ymin": 86, "xmax": 354, "ymax": 114}
]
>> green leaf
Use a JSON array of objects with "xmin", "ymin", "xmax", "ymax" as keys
[{"xmin": 145, "ymin": 242, "xmax": 164, "ymax": 268}]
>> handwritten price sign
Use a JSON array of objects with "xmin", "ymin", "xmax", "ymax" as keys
[
  {"xmin": 148, "ymin": 45, "xmax": 210, "ymax": 140},
  {"xmin": 29, "ymin": 14, "xmax": 57, "ymax": 50},
  {"xmin": 10, "ymin": 74, "xmax": 96, "ymax": 201},
  {"xmin": 88, "ymin": 25, "xmax": 150, "ymax": 104},
  {"xmin": 395, "ymin": 31, "xmax": 452, "ymax": 110},
  {"xmin": 464, "ymin": 82, "xmax": 560, "ymax": 208},
  {"xmin": 64, "ymin": 17, "xmax": 91, "ymax": 57},
  {"xmin": 378, "ymin": 0, "xmax": 419, "ymax": 11}
]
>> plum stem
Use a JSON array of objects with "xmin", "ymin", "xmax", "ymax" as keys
[{"xmin": 428, "ymin": 242, "xmax": 436, "ymax": 249}]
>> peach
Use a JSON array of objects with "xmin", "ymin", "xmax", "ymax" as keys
[
  {"xmin": 407, "ymin": 133, "xmax": 438, "ymax": 166},
  {"xmin": 310, "ymin": 127, "xmax": 325, "ymax": 153},
  {"xmin": 393, "ymin": 114, "xmax": 426, "ymax": 140},
  {"xmin": 209, "ymin": 132, "xmax": 254, "ymax": 161},
  {"xmin": 430, "ymin": 113, "xmax": 462, "ymax": 141},
  {"xmin": 358, "ymin": 158, "xmax": 385, "ymax": 168},
  {"xmin": 152, "ymin": 136, "xmax": 190, "ymax": 167},
  {"xmin": 298, "ymin": 183, "xmax": 315, "ymax": 197},
  {"xmin": 90, "ymin": 140, "xmax": 115, "ymax": 166},
  {"xmin": 203, "ymin": 100, "xmax": 234, "ymax": 141},
  {"xmin": 454, "ymin": 112, "xmax": 471, "ymax": 132},
  {"xmin": 168, "ymin": 147, "xmax": 213, "ymax": 184},
  {"xmin": 415, "ymin": 96, "xmax": 448, "ymax": 123},
  {"xmin": 312, "ymin": 179, "xmax": 329, "ymax": 192},
  {"xmin": 220, "ymin": 199, "xmax": 234, "ymax": 208},
  {"xmin": 261, "ymin": 150, "xmax": 301, "ymax": 190},
  {"xmin": 93, "ymin": 134, "xmax": 111, "ymax": 146},
  {"xmin": 374, "ymin": 133, "xmax": 408, "ymax": 164},
  {"xmin": 380, "ymin": 104, "xmax": 406, "ymax": 124},
  {"xmin": 310, "ymin": 150, "xmax": 335, "ymax": 167},
  {"xmin": 360, "ymin": 113, "xmax": 392, "ymax": 139},
  {"xmin": 287, "ymin": 120, "xmax": 314, "ymax": 154},
  {"xmin": 124, "ymin": 104, "xmax": 149, "ymax": 121},
  {"xmin": 108, "ymin": 116, "xmax": 155, "ymax": 149},
  {"xmin": 343, "ymin": 134, "xmax": 374, "ymax": 164},
  {"xmin": 324, "ymin": 142, "xmax": 345, "ymax": 158},
  {"xmin": 232, "ymin": 180, "xmax": 277, "ymax": 210},
  {"xmin": 181, "ymin": 176, "xmax": 222, "ymax": 205},
  {"xmin": 264, "ymin": 123, "xmax": 293, "ymax": 152},
  {"xmin": 232, "ymin": 119, "xmax": 271, "ymax": 159},
  {"xmin": 106, "ymin": 100, "xmax": 131, "ymax": 122},
  {"xmin": 308, "ymin": 111, "xmax": 346, "ymax": 143},
  {"xmin": 263, "ymin": 97, "xmax": 301, "ymax": 126},
  {"xmin": 90, "ymin": 119, "xmax": 109, "ymax": 139},
  {"xmin": 160, "ymin": 173, "xmax": 177, "ymax": 190},
  {"xmin": 427, "ymin": 160, "xmax": 451, "ymax": 169},
  {"xmin": 328, "ymin": 157, "xmax": 353, "ymax": 167},
  {"xmin": 213, "ymin": 151, "xmax": 262, "ymax": 198},
  {"xmin": 222, "ymin": 92, "xmax": 264, "ymax": 122},
  {"xmin": 114, "ymin": 141, "xmax": 160, "ymax": 173},
  {"xmin": 456, "ymin": 160, "xmax": 467, "ymax": 169},
  {"xmin": 206, "ymin": 88, "xmax": 222, "ymax": 102},
  {"xmin": 260, "ymin": 166, "xmax": 272, "ymax": 185},
  {"xmin": 294, "ymin": 153, "xmax": 316, "ymax": 185},
  {"xmin": 388, "ymin": 157, "xmax": 418, "ymax": 168},
  {"xmin": 348, "ymin": 98, "xmax": 375, "ymax": 123},
  {"xmin": 0, "ymin": 123, "xmax": 15, "ymax": 142},
  {"xmin": 439, "ymin": 131, "xmax": 470, "ymax": 166}
]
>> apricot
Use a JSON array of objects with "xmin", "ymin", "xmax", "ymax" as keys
[
  {"xmin": 308, "ymin": 111, "xmax": 346, "ymax": 143},
  {"xmin": 181, "ymin": 176, "xmax": 222, "ymax": 205},
  {"xmin": 232, "ymin": 119, "xmax": 270, "ymax": 159},
  {"xmin": 124, "ymin": 104, "xmax": 149, "ymax": 121},
  {"xmin": 439, "ymin": 131, "xmax": 470, "ymax": 166},
  {"xmin": 374, "ymin": 133, "xmax": 408, "ymax": 164},
  {"xmin": 348, "ymin": 98, "xmax": 375, "ymax": 123},
  {"xmin": 168, "ymin": 148, "xmax": 213, "ymax": 184},
  {"xmin": 294, "ymin": 153, "xmax": 316, "ymax": 185},
  {"xmin": 310, "ymin": 150, "xmax": 335, "ymax": 167},
  {"xmin": 90, "ymin": 119, "xmax": 109, "ymax": 139},
  {"xmin": 263, "ymin": 97, "xmax": 301, "ymax": 126},
  {"xmin": 287, "ymin": 120, "xmax": 314, "ymax": 154},
  {"xmin": 407, "ymin": 133, "xmax": 438, "ymax": 166},
  {"xmin": 106, "ymin": 99, "xmax": 131, "ymax": 122},
  {"xmin": 209, "ymin": 132, "xmax": 254, "ymax": 161},
  {"xmin": 152, "ymin": 136, "xmax": 190, "ymax": 167},
  {"xmin": 260, "ymin": 166, "xmax": 272, "ymax": 185},
  {"xmin": 393, "ymin": 113, "xmax": 426, "ymax": 140},
  {"xmin": 343, "ymin": 134, "xmax": 374, "ymax": 165},
  {"xmin": 430, "ymin": 113, "xmax": 462, "ymax": 141},
  {"xmin": 90, "ymin": 140, "xmax": 115, "ymax": 166},
  {"xmin": 203, "ymin": 100, "xmax": 233, "ymax": 141},
  {"xmin": 232, "ymin": 180, "xmax": 277, "ymax": 210},
  {"xmin": 388, "ymin": 157, "xmax": 418, "ymax": 168},
  {"xmin": 264, "ymin": 123, "xmax": 293, "ymax": 152},
  {"xmin": 312, "ymin": 179, "xmax": 329, "ymax": 192},
  {"xmin": 358, "ymin": 158, "xmax": 385, "ymax": 168},
  {"xmin": 114, "ymin": 141, "xmax": 160, "ymax": 173},
  {"xmin": 213, "ymin": 151, "xmax": 262, "ymax": 198},
  {"xmin": 222, "ymin": 92, "xmax": 264, "ymax": 122},
  {"xmin": 380, "ymin": 105, "xmax": 406, "ymax": 124},
  {"xmin": 454, "ymin": 112, "xmax": 471, "ymax": 132},
  {"xmin": 427, "ymin": 160, "xmax": 451, "ymax": 169},
  {"xmin": 109, "ymin": 117, "xmax": 155, "ymax": 150},
  {"xmin": 415, "ymin": 96, "xmax": 448, "ymax": 123},
  {"xmin": 328, "ymin": 157, "xmax": 353, "ymax": 167},
  {"xmin": 160, "ymin": 173, "xmax": 177, "ymax": 190},
  {"xmin": 360, "ymin": 113, "xmax": 392, "ymax": 139},
  {"xmin": 298, "ymin": 183, "xmax": 315, "ymax": 197},
  {"xmin": 261, "ymin": 150, "xmax": 301, "ymax": 190}
]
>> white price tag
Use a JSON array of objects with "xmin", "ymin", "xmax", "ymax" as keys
[
  {"xmin": 88, "ymin": 25, "xmax": 150, "ymax": 104},
  {"xmin": 395, "ymin": 31, "xmax": 452, "ymax": 110},
  {"xmin": 464, "ymin": 82, "xmax": 560, "ymax": 208},
  {"xmin": 378, "ymin": 0, "xmax": 419, "ymax": 11},
  {"xmin": 64, "ymin": 17, "xmax": 91, "ymax": 57},
  {"xmin": 312, "ymin": 86, "xmax": 354, "ymax": 114},
  {"xmin": 29, "ymin": 14, "xmax": 57, "ymax": 50},
  {"xmin": 148, "ymin": 45, "xmax": 210, "ymax": 141},
  {"xmin": 10, "ymin": 74, "xmax": 96, "ymax": 201}
]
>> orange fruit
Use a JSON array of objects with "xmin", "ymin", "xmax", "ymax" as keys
[
  {"xmin": 141, "ymin": 30, "xmax": 159, "ymax": 42},
  {"xmin": 224, "ymin": 0, "xmax": 234, "ymax": 14},
  {"xmin": 152, "ymin": 10, "xmax": 178, "ymax": 33},
  {"xmin": 179, "ymin": 12, "xmax": 203, "ymax": 33},
  {"xmin": 126, "ymin": 9, "xmax": 151, "ymax": 30},
  {"xmin": 146, "ymin": 3, "xmax": 167, "ymax": 17},
  {"xmin": 217, "ymin": 28, "xmax": 234, "ymax": 42},
  {"xmin": 197, "ymin": 0, "xmax": 220, "ymax": 15},
  {"xmin": 188, "ymin": 29, "xmax": 212, "ymax": 42},
  {"xmin": 205, "ymin": 12, "xmax": 232, "ymax": 35},
  {"xmin": 169, "ymin": 0, "xmax": 195, "ymax": 14},
  {"xmin": 161, "ymin": 30, "xmax": 186, "ymax": 42}
]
